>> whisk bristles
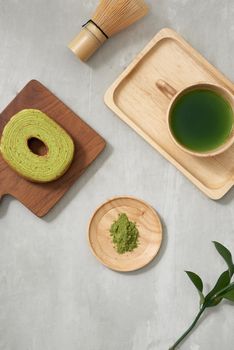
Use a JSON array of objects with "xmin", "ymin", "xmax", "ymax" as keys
[{"xmin": 92, "ymin": 0, "xmax": 148, "ymax": 37}]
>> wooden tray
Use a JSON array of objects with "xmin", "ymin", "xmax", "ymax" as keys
[
  {"xmin": 0, "ymin": 80, "xmax": 106, "ymax": 217},
  {"xmin": 88, "ymin": 197, "xmax": 162, "ymax": 272},
  {"xmin": 105, "ymin": 28, "xmax": 234, "ymax": 200}
]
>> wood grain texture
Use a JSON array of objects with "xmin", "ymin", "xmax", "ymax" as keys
[
  {"xmin": 88, "ymin": 197, "xmax": 163, "ymax": 272},
  {"xmin": 105, "ymin": 28, "xmax": 234, "ymax": 200},
  {"xmin": 0, "ymin": 80, "xmax": 106, "ymax": 217}
]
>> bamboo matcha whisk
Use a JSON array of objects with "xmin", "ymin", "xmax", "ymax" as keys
[{"xmin": 68, "ymin": 0, "xmax": 149, "ymax": 62}]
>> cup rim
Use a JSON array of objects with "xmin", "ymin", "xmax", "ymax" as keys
[{"xmin": 166, "ymin": 82, "xmax": 234, "ymax": 157}]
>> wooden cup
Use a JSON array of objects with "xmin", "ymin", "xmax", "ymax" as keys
[{"xmin": 156, "ymin": 80, "xmax": 234, "ymax": 157}]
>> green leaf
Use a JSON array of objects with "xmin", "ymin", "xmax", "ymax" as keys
[
  {"xmin": 186, "ymin": 271, "xmax": 203, "ymax": 291},
  {"xmin": 219, "ymin": 283, "xmax": 234, "ymax": 302},
  {"xmin": 213, "ymin": 241, "xmax": 234, "ymax": 277},
  {"xmin": 205, "ymin": 270, "xmax": 231, "ymax": 307},
  {"xmin": 186, "ymin": 271, "xmax": 205, "ymax": 306},
  {"xmin": 223, "ymin": 289, "xmax": 234, "ymax": 302}
]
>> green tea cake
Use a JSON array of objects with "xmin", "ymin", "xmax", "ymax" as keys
[{"xmin": 0, "ymin": 109, "xmax": 75, "ymax": 183}]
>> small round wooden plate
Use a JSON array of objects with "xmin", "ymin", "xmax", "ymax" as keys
[{"xmin": 88, "ymin": 197, "xmax": 163, "ymax": 272}]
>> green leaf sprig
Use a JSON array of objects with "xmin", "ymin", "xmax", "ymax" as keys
[{"xmin": 169, "ymin": 241, "xmax": 234, "ymax": 349}]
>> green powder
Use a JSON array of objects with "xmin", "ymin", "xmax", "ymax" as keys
[{"xmin": 110, "ymin": 213, "xmax": 139, "ymax": 254}]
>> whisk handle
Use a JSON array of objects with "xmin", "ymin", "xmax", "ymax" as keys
[{"xmin": 68, "ymin": 21, "xmax": 107, "ymax": 62}]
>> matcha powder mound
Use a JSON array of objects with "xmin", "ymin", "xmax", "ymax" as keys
[{"xmin": 110, "ymin": 213, "xmax": 139, "ymax": 254}]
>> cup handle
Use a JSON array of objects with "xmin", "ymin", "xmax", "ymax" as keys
[{"xmin": 156, "ymin": 79, "xmax": 177, "ymax": 99}]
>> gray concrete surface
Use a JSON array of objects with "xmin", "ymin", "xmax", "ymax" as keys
[{"xmin": 0, "ymin": 1, "xmax": 234, "ymax": 349}]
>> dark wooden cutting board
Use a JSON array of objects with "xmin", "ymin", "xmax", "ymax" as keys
[{"xmin": 0, "ymin": 80, "xmax": 106, "ymax": 217}]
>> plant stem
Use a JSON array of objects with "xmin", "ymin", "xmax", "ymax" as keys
[
  {"xmin": 169, "ymin": 306, "xmax": 206, "ymax": 350},
  {"xmin": 169, "ymin": 282, "xmax": 233, "ymax": 349},
  {"xmin": 214, "ymin": 282, "xmax": 234, "ymax": 299}
]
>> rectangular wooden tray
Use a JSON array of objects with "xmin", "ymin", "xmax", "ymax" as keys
[
  {"xmin": 0, "ymin": 80, "xmax": 106, "ymax": 217},
  {"xmin": 105, "ymin": 28, "xmax": 234, "ymax": 200}
]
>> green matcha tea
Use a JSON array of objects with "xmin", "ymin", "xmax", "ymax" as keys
[{"xmin": 170, "ymin": 89, "xmax": 233, "ymax": 153}]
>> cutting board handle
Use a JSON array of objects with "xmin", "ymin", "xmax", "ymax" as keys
[{"xmin": 156, "ymin": 79, "xmax": 177, "ymax": 100}]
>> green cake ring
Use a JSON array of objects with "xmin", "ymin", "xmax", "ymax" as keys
[{"xmin": 0, "ymin": 109, "xmax": 75, "ymax": 183}]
